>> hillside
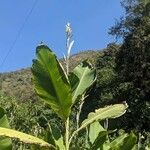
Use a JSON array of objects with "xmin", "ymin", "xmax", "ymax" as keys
[{"xmin": 0, "ymin": 50, "xmax": 102, "ymax": 101}]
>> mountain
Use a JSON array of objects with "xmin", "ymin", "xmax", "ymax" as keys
[{"xmin": 0, "ymin": 50, "xmax": 102, "ymax": 101}]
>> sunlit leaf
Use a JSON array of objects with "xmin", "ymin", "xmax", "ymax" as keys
[
  {"xmin": 69, "ymin": 61, "xmax": 96, "ymax": 103},
  {"xmin": 70, "ymin": 103, "xmax": 128, "ymax": 145},
  {"xmin": 80, "ymin": 103, "xmax": 128, "ymax": 131},
  {"xmin": 89, "ymin": 121, "xmax": 105, "ymax": 144},
  {"xmin": 32, "ymin": 44, "xmax": 72, "ymax": 119},
  {"xmin": 0, "ymin": 127, "xmax": 55, "ymax": 149}
]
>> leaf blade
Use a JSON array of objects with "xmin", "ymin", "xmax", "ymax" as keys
[
  {"xmin": 110, "ymin": 132, "xmax": 137, "ymax": 150},
  {"xmin": 32, "ymin": 45, "xmax": 72, "ymax": 119},
  {"xmin": 0, "ymin": 127, "xmax": 55, "ymax": 149},
  {"xmin": 89, "ymin": 121, "xmax": 105, "ymax": 144},
  {"xmin": 70, "ymin": 61, "xmax": 96, "ymax": 103},
  {"xmin": 80, "ymin": 103, "xmax": 128, "ymax": 131}
]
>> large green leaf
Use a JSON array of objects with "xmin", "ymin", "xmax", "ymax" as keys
[
  {"xmin": 32, "ymin": 45, "xmax": 72, "ymax": 119},
  {"xmin": 80, "ymin": 103, "xmax": 128, "ymax": 131},
  {"xmin": 0, "ymin": 107, "xmax": 12, "ymax": 150},
  {"xmin": 0, "ymin": 127, "xmax": 55, "ymax": 149},
  {"xmin": 69, "ymin": 61, "xmax": 96, "ymax": 103}
]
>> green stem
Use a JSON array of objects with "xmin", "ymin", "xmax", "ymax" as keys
[
  {"xmin": 68, "ymin": 128, "xmax": 80, "ymax": 147},
  {"xmin": 76, "ymin": 99, "xmax": 84, "ymax": 129},
  {"xmin": 65, "ymin": 117, "xmax": 70, "ymax": 150}
]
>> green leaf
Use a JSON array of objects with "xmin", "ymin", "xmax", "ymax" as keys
[
  {"xmin": 131, "ymin": 145, "xmax": 138, "ymax": 150},
  {"xmin": 89, "ymin": 122, "xmax": 109, "ymax": 150},
  {"xmin": 69, "ymin": 61, "xmax": 96, "ymax": 103},
  {"xmin": 110, "ymin": 132, "xmax": 137, "ymax": 150},
  {"xmin": 0, "ymin": 107, "xmax": 10, "ymax": 128},
  {"xmin": 32, "ymin": 44, "xmax": 72, "ymax": 119},
  {"xmin": 0, "ymin": 107, "xmax": 12, "ymax": 150},
  {"xmin": 89, "ymin": 121, "xmax": 105, "ymax": 144},
  {"xmin": 80, "ymin": 103, "xmax": 128, "ymax": 131},
  {"xmin": 146, "ymin": 145, "xmax": 150, "ymax": 150},
  {"xmin": 0, "ymin": 127, "xmax": 56, "ymax": 149},
  {"xmin": 90, "ymin": 131, "xmax": 108, "ymax": 150},
  {"xmin": 109, "ymin": 133, "xmax": 128, "ymax": 150},
  {"xmin": 0, "ymin": 138, "xmax": 12, "ymax": 150}
]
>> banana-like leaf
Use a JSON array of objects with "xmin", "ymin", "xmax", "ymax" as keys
[
  {"xmin": 0, "ymin": 127, "xmax": 56, "ymax": 149},
  {"xmin": 80, "ymin": 103, "xmax": 128, "ymax": 131},
  {"xmin": 32, "ymin": 45, "xmax": 72, "ymax": 119},
  {"xmin": 110, "ymin": 132, "xmax": 137, "ymax": 150},
  {"xmin": 0, "ymin": 107, "xmax": 12, "ymax": 150},
  {"xmin": 69, "ymin": 61, "xmax": 96, "ymax": 103}
]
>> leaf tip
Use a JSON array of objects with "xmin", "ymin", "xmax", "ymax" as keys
[{"xmin": 36, "ymin": 43, "xmax": 52, "ymax": 54}]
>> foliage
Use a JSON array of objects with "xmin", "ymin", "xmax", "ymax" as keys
[
  {"xmin": 81, "ymin": 43, "xmax": 120, "ymax": 122},
  {"xmin": 109, "ymin": 0, "xmax": 150, "ymax": 132},
  {"xmin": 31, "ymin": 44, "xmax": 128, "ymax": 149},
  {"xmin": 0, "ymin": 10, "xmax": 149, "ymax": 148},
  {"xmin": 88, "ymin": 121, "xmax": 137, "ymax": 150},
  {"xmin": 0, "ymin": 92, "xmax": 60, "ymax": 149},
  {"xmin": 0, "ymin": 127, "xmax": 53, "ymax": 148},
  {"xmin": 0, "ymin": 107, "xmax": 12, "ymax": 150},
  {"xmin": 0, "ymin": 44, "xmax": 128, "ymax": 150},
  {"xmin": 0, "ymin": 51, "xmax": 100, "ymax": 102}
]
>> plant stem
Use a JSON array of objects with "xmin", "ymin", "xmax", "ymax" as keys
[
  {"xmin": 68, "ymin": 128, "xmax": 80, "ymax": 147},
  {"xmin": 76, "ymin": 94, "xmax": 88, "ymax": 129},
  {"xmin": 65, "ymin": 117, "xmax": 70, "ymax": 150},
  {"xmin": 76, "ymin": 99, "xmax": 84, "ymax": 129}
]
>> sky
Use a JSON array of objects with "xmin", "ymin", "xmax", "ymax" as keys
[{"xmin": 0, "ymin": 0, "xmax": 124, "ymax": 73}]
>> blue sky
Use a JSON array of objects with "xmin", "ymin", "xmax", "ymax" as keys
[{"xmin": 0, "ymin": 0, "xmax": 123, "ymax": 72}]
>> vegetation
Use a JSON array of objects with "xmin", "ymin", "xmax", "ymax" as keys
[
  {"xmin": 0, "ymin": 44, "xmax": 129, "ymax": 150},
  {"xmin": 108, "ymin": 0, "xmax": 150, "ymax": 132},
  {"xmin": 0, "ymin": 0, "xmax": 150, "ymax": 149}
]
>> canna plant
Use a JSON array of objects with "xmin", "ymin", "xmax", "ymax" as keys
[
  {"xmin": 31, "ymin": 44, "xmax": 128, "ymax": 150},
  {"xmin": 0, "ymin": 23, "xmax": 133, "ymax": 150}
]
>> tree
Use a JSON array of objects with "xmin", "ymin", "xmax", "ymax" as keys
[{"xmin": 110, "ymin": 0, "xmax": 150, "ymax": 132}]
